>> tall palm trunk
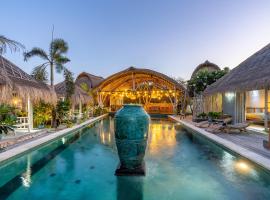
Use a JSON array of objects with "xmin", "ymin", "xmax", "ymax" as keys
[
  {"xmin": 50, "ymin": 62, "xmax": 54, "ymax": 87},
  {"xmin": 49, "ymin": 62, "xmax": 57, "ymax": 127}
]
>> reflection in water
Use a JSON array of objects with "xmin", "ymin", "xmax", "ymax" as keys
[
  {"xmin": 21, "ymin": 155, "xmax": 32, "ymax": 188},
  {"xmin": 98, "ymin": 117, "xmax": 115, "ymax": 148},
  {"xmin": 117, "ymin": 177, "xmax": 143, "ymax": 200},
  {"xmin": 235, "ymin": 160, "xmax": 251, "ymax": 174},
  {"xmin": 148, "ymin": 120, "xmax": 177, "ymax": 155}
]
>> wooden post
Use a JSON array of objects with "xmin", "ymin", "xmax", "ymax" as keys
[
  {"xmin": 264, "ymin": 88, "xmax": 268, "ymax": 131},
  {"xmin": 79, "ymin": 101, "xmax": 82, "ymax": 119},
  {"xmin": 27, "ymin": 96, "xmax": 33, "ymax": 132}
]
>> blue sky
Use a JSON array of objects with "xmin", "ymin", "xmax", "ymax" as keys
[{"xmin": 2, "ymin": 0, "xmax": 270, "ymax": 83}]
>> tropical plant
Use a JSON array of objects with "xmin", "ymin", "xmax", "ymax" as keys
[
  {"xmin": 33, "ymin": 101, "xmax": 53, "ymax": 128},
  {"xmin": 56, "ymin": 99, "xmax": 71, "ymax": 125},
  {"xmin": 24, "ymin": 38, "xmax": 70, "ymax": 128},
  {"xmin": 187, "ymin": 68, "xmax": 229, "ymax": 97},
  {"xmin": 93, "ymin": 106, "xmax": 108, "ymax": 117},
  {"xmin": 24, "ymin": 38, "xmax": 70, "ymax": 87},
  {"xmin": 197, "ymin": 112, "xmax": 208, "ymax": 119},
  {"xmin": 0, "ymin": 35, "xmax": 25, "ymax": 55},
  {"xmin": 0, "ymin": 104, "xmax": 16, "ymax": 135},
  {"xmin": 31, "ymin": 65, "xmax": 48, "ymax": 83},
  {"xmin": 208, "ymin": 112, "xmax": 222, "ymax": 119}
]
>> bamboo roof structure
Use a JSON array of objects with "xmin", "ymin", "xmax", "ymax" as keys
[
  {"xmin": 204, "ymin": 43, "xmax": 270, "ymax": 95},
  {"xmin": 96, "ymin": 66, "xmax": 186, "ymax": 92},
  {"xmin": 55, "ymin": 81, "xmax": 93, "ymax": 105},
  {"xmin": 191, "ymin": 60, "xmax": 220, "ymax": 79},
  {"xmin": 0, "ymin": 55, "xmax": 57, "ymax": 104}
]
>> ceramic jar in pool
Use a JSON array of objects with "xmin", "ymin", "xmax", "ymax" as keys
[{"xmin": 114, "ymin": 104, "xmax": 150, "ymax": 176}]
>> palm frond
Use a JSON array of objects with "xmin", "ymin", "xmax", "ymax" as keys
[
  {"xmin": 54, "ymin": 55, "xmax": 70, "ymax": 64},
  {"xmin": 0, "ymin": 35, "xmax": 25, "ymax": 54},
  {"xmin": 50, "ymin": 38, "xmax": 69, "ymax": 57},
  {"xmin": 55, "ymin": 63, "xmax": 64, "ymax": 73},
  {"xmin": 31, "ymin": 64, "xmax": 49, "ymax": 83},
  {"xmin": 24, "ymin": 47, "xmax": 49, "ymax": 61}
]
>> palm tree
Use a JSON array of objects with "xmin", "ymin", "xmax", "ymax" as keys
[
  {"xmin": 0, "ymin": 35, "xmax": 25, "ymax": 55},
  {"xmin": 31, "ymin": 65, "xmax": 48, "ymax": 83},
  {"xmin": 24, "ymin": 38, "xmax": 70, "ymax": 88}
]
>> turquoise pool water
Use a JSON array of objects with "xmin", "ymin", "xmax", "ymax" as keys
[{"xmin": 1, "ymin": 117, "xmax": 270, "ymax": 200}]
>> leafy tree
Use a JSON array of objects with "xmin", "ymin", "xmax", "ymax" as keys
[
  {"xmin": 63, "ymin": 68, "xmax": 75, "ymax": 100},
  {"xmin": 24, "ymin": 38, "xmax": 70, "ymax": 87},
  {"xmin": 187, "ymin": 68, "xmax": 229, "ymax": 97},
  {"xmin": 0, "ymin": 35, "xmax": 24, "ymax": 55}
]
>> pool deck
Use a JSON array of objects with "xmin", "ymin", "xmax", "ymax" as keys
[
  {"xmin": 0, "ymin": 114, "xmax": 108, "ymax": 165},
  {"xmin": 169, "ymin": 115, "xmax": 270, "ymax": 171}
]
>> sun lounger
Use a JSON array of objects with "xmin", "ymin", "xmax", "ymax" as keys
[
  {"xmin": 195, "ymin": 120, "xmax": 210, "ymax": 128},
  {"xmin": 221, "ymin": 123, "xmax": 250, "ymax": 133}
]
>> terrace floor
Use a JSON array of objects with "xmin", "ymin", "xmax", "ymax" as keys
[{"xmin": 170, "ymin": 115, "xmax": 270, "ymax": 160}]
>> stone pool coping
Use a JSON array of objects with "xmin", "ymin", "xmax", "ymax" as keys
[
  {"xmin": 169, "ymin": 115, "xmax": 270, "ymax": 171},
  {"xmin": 0, "ymin": 114, "xmax": 108, "ymax": 165}
]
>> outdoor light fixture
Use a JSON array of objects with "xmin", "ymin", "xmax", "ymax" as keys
[
  {"xmin": 251, "ymin": 90, "xmax": 259, "ymax": 97},
  {"xmin": 225, "ymin": 92, "xmax": 235, "ymax": 102}
]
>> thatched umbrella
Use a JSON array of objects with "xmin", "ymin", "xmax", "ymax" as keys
[
  {"xmin": 55, "ymin": 81, "xmax": 93, "ymax": 105},
  {"xmin": 76, "ymin": 72, "xmax": 104, "ymax": 89},
  {"xmin": 191, "ymin": 60, "xmax": 220, "ymax": 79},
  {"xmin": 0, "ymin": 55, "xmax": 57, "ymax": 104}
]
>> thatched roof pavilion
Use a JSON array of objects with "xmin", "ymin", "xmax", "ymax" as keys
[
  {"xmin": 205, "ymin": 44, "xmax": 270, "ymax": 95},
  {"xmin": 0, "ymin": 55, "xmax": 57, "ymax": 104},
  {"xmin": 76, "ymin": 72, "xmax": 104, "ymax": 90},
  {"xmin": 191, "ymin": 60, "xmax": 220, "ymax": 79},
  {"xmin": 55, "ymin": 81, "xmax": 93, "ymax": 105}
]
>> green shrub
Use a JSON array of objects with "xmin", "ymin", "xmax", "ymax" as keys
[
  {"xmin": 56, "ymin": 100, "xmax": 71, "ymax": 124},
  {"xmin": 208, "ymin": 112, "xmax": 221, "ymax": 119},
  {"xmin": 197, "ymin": 112, "xmax": 207, "ymax": 118},
  {"xmin": 34, "ymin": 101, "xmax": 53, "ymax": 127},
  {"xmin": 93, "ymin": 106, "xmax": 108, "ymax": 117}
]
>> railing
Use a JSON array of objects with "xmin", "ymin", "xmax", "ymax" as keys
[{"xmin": 16, "ymin": 117, "xmax": 29, "ymax": 129}]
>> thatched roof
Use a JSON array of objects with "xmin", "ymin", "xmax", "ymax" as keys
[
  {"xmin": 0, "ymin": 55, "xmax": 57, "ymax": 104},
  {"xmin": 55, "ymin": 81, "xmax": 93, "ymax": 105},
  {"xmin": 191, "ymin": 60, "xmax": 220, "ymax": 79},
  {"xmin": 76, "ymin": 72, "xmax": 104, "ymax": 89},
  {"xmin": 96, "ymin": 66, "xmax": 186, "ymax": 92},
  {"xmin": 204, "ymin": 43, "xmax": 270, "ymax": 95}
]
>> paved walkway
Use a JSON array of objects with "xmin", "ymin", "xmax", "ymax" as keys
[
  {"xmin": 180, "ymin": 117, "xmax": 270, "ymax": 159},
  {"xmin": 169, "ymin": 115, "xmax": 270, "ymax": 170},
  {"xmin": 216, "ymin": 131, "xmax": 270, "ymax": 158}
]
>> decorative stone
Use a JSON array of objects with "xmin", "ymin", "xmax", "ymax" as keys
[{"xmin": 114, "ymin": 104, "xmax": 150, "ymax": 176}]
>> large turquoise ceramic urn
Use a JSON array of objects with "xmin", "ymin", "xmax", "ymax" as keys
[{"xmin": 114, "ymin": 104, "xmax": 150, "ymax": 176}]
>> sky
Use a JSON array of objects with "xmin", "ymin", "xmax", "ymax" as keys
[{"xmin": 1, "ymin": 0, "xmax": 270, "ymax": 83}]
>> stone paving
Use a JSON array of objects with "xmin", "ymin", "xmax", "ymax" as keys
[{"xmin": 169, "ymin": 115, "xmax": 270, "ymax": 171}]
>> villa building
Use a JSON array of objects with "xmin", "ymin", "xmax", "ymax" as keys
[
  {"xmin": 0, "ymin": 55, "xmax": 56, "ymax": 131},
  {"xmin": 204, "ymin": 43, "xmax": 270, "ymax": 132}
]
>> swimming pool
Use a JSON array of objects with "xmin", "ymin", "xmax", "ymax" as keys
[{"xmin": 0, "ymin": 117, "xmax": 270, "ymax": 200}]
